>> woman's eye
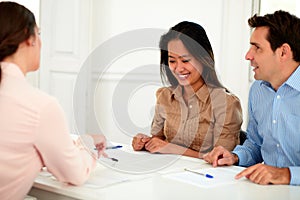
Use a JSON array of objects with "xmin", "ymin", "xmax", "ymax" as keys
[
  {"xmin": 169, "ymin": 60, "xmax": 176, "ymax": 63},
  {"xmin": 182, "ymin": 59, "xmax": 190, "ymax": 63}
]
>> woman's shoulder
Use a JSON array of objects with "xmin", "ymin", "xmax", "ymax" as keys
[
  {"xmin": 209, "ymin": 87, "xmax": 241, "ymax": 104},
  {"xmin": 209, "ymin": 87, "xmax": 242, "ymax": 117},
  {"xmin": 25, "ymin": 86, "xmax": 60, "ymax": 110},
  {"xmin": 155, "ymin": 86, "xmax": 174, "ymax": 97}
]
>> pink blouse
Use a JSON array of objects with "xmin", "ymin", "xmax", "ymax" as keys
[{"xmin": 0, "ymin": 62, "xmax": 96, "ymax": 200}]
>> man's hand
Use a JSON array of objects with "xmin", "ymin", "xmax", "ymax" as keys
[
  {"xmin": 235, "ymin": 163, "xmax": 291, "ymax": 185},
  {"xmin": 203, "ymin": 146, "xmax": 238, "ymax": 167}
]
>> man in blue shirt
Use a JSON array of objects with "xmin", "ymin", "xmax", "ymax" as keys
[{"xmin": 203, "ymin": 10, "xmax": 300, "ymax": 185}]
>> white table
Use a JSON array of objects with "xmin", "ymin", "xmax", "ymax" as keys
[{"xmin": 29, "ymin": 149, "xmax": 300, "ymax": 200}]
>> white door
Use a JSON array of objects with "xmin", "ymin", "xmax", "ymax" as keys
[{"xmin": 39, "ymin": 0, "xmax": 91, "ymax": 133}]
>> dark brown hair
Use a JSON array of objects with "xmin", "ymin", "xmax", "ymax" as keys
[
  {"xmin": 0, "ymin": 1, "xmax": 36, "ymax": 81},
  {"xmin": 159, "ymin": 21, "xmax": 224, "ymax": 89},
  {"xmin": 248, "ymin": 10, "xmax": 300, "ymax": 62}
]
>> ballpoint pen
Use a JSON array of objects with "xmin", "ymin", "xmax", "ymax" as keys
[
  {"xmin": 106, "ymin": 145, "xmax": 123, "ymax": 150},
  {"xmin": 184, "ymin": 168, "xmax": 214, "ymax": 178},
  {"xmin": 94, "ymin": 145, "xmax": 123, "ymax": 150},
  {"xmin": 107, "ymin": 157, "xmax": 118, "ymax": 162}
]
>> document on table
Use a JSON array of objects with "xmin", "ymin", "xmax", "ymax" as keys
[
  {"xmin": 84, "ymin": 168, "xmax": 129, "ymax": 188},
  {"xmin": 97, "ymin": 143, "xmax": 208, "ymax": 174},
  {"xmin": 98, "ymin": 147, "xmax": 184, "ymax": 174},
  {"xmin": 163, "ymin": 166, "xmax": 244, "ymax": 188},
  {"xmin": 83, "ymin": 165, "xmax": 152, "ymax": 189}
]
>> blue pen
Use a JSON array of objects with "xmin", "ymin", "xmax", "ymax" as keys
[
  {"xmin": 106, "ymin": 145, "xmax": 122, "ymax": 150},
  {"xmin": 184, "ymin": 168, "xmax": 214, "ymax": 179},
  {"xmin": 94, "ymin": 145, "xmax": 122, "ymax": 150},
  {"xmin": 106, "ymin": 145, "xmax": 123, "ymax": 149}
]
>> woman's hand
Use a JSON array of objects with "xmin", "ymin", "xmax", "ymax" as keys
[
  {"xmin": 144, "ymin": 137, "xmax": 170, "ymax": 153},
  {"xmin": 132, "ymin": 133, "xmax": 151, "ymax": 151},
  {"xmin": 89, "ymin": 134, "xmax": 107, "ymax": 158}
]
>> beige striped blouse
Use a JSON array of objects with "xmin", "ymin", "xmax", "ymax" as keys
[{"xmin": 151, "ymin": 84, "xmax": 243, "ymax": 154}]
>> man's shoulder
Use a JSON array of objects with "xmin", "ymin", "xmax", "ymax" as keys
[
  {"xmin": 249, "ymin": 80, "xmax": 265, "ymax": 93},
  {"xmin": 250, "ymin": 80, "xmax": 263, "ymax": 87}
]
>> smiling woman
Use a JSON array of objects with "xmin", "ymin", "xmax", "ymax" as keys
[{"xmin": 132, "ymin": 21, "xmax": 243, "ymax": 159}]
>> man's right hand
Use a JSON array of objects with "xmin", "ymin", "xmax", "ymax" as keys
[
  {"xmin": 132, "ymin": 133, "xmax": 151, "ymax": 151},
  {"xmin": 203, "ymin": 146, "xmax": 239, "ymax": 167}
]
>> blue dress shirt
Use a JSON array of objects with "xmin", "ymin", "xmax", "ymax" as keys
[{"xmin": 233, "ymin": 66, "xmax": 300, "ymax": 185}]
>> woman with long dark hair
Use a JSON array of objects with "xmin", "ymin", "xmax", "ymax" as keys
[
  {"xmin": 132, "ymin": 21, "xmax": 243, "ymax": 158},
  {"xmin": 0, "ymin": 2, "xmax": 106, "ymax": 199}
]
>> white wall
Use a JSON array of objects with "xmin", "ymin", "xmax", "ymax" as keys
[
  {"xmin": 87, "ymin": 0, "xmax": 253, "ymax": 143},
  {"xmin": 38, "ymin": 0, "xmax": 254, "ymax": 143}
]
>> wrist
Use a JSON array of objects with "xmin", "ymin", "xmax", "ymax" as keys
[
  {"xmin": 232, "ymin": 153, "xmax": 239, "ymax": 165},
  {"xmin": 281, "ymin": 168, "xmax": 291, "ymax": 184},
  {"xmin": 78, "ymin": 135, "xmax": 97, "ymax": 158}
]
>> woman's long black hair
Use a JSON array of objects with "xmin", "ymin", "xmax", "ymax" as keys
[{"xmin": 159, "ymin": 21, "xmax": 224, "ymax": 89}]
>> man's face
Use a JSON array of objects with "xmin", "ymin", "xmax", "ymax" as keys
[{"xmin": 245, "ymin": 26, "xmax": 281, "ymax": 83}]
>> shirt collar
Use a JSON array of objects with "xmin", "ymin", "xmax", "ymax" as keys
[
  {"xmin": 260, "ymin": 81, "xmax": 272, "ymax": 88},
  {"xmin": 0, "ymin": 62, "xmax": 26, "ymax": 79},
  {"xmin": 285, "ymin": 65, "xmax": 300, "ymax": 92},
  {"xmin": 171, "ymin": 84, "xmax": 210, "ymax": 103},
  {"xmin": 172, "ymin": 85, "xmax": 183, "ymax": 98},
  {"xmin": 260, "ymin": 65, "xmax": 300, "ymax": 92}
]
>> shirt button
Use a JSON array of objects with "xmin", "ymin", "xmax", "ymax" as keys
[
  {"xmin": 276, "ymin": 95, "xmax": 281, "ymax": 99},
  {"xmin": 272, "ymin": 120, "xmax": 276, "ymax": 124},
  {"xmin": 277, "ymin": 144, "xmax": 280, "ymax": 148},
  {"xmin": 189, "ymin": 105, "xmax": 193, "ymax": 109}
]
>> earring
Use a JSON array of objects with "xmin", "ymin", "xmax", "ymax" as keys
[{"xmin": 32, "ymin": 42, "xmax": 35, "ymax": 46}]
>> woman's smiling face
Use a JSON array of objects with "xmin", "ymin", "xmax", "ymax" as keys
[{"xmin": 168, "ymin": 39, "xmax": 204, "ymax": 91}]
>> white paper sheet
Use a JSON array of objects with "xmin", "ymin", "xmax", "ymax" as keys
[
  {"xmin": 83, "ymin": 168, "xmax": 130, "ymax": 188},
  {"xmin": 97, "ymin": 144, "xmax": 206, "ymax": 174},
  {"xmin": 164, "ymin": 167, "xmax": 243, "ymax": 188},
  {"xmin": 98, "ymin": 147, "xmax": 183, "ymax": 174}
]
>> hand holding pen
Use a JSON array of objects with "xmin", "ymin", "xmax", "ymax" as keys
[
  {"xmin": 103, "ymin": 145, "xmax": 121, "ymax": 162},
  {"xmin": 94, "ymin": 145, "xmax": 122, "ymax": 162},
  {"xmin": 89, "ymin": 134, "xmax": 107, "ymax": 158}
]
